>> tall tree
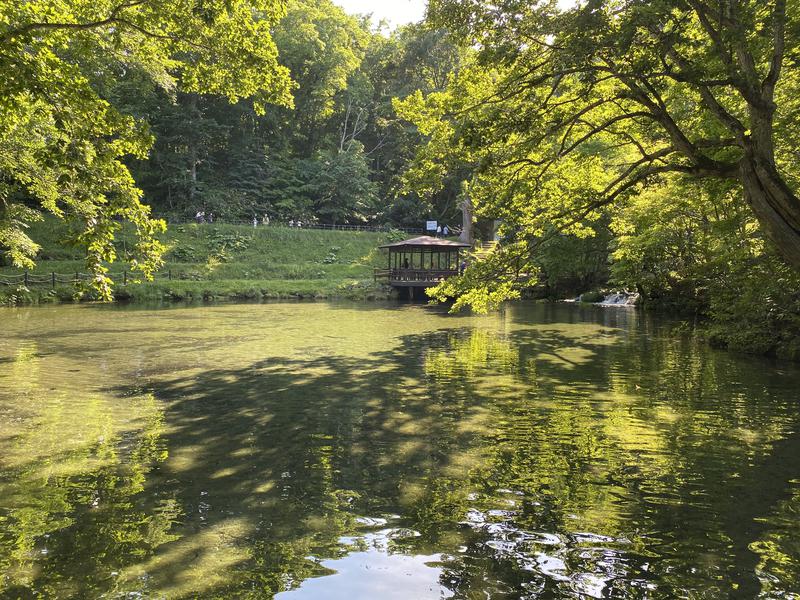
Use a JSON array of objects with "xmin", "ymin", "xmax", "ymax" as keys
[
  {"xmin": 121, "ymin": 0, "xmax": 377, "ymax": 224},
  {"xmin": 0, "ymin": 0, "xmax": 293, "ymax": 297},
  {"xmin": 311, "ymin": 142, "xmax": 378, "ymax": 224},
  {"xmin": 400, "ymin": 0, "xmax": 800, "ymax": 308},
  {"xmin": 357, "ymin": 24, "xmax": 465, "ymax": 225},
  {"xmin": 272, "ymin": 0, "xmax": 367, "ymax": 155}
]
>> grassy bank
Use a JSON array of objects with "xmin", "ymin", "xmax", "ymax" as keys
[{"xmin": 0, "ymin": 219, "xmax": 399, "ymax": 304}]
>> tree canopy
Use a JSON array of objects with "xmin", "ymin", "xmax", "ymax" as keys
[
  {"xmin": 0, "ymin": 0, "xmax": 293, "ymax": 297},
  {"xmin": 397, "ymin": 0, "xmax": 800, "ymax": 311},
  {"xmin": 103, "ymin": 5, "xmax": 465, "ymax": 227}
]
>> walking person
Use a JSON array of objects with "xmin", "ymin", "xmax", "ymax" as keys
[
  {"xmin": 443, "ymin": 224, "xmax": 450, "ymax": 237},
  {"xmin": 253, "ymin": 216, "xmax": 258, "ymax": 228},
  {"xmin": 436, "ymin": 224, "xmax": 442, "ymax": 238}
]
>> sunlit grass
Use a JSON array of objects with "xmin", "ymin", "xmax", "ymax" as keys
[{"xmin": 0, "ymin": 218, "xmax": 397, "ymax": 303}]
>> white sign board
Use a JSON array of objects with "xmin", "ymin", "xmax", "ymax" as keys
[{"xmin": 426, "ymin": 220, "xmax": 438, "ymax": 231}]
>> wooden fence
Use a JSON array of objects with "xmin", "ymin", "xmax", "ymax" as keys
[
  {"xmin": 168, "ymin": 219, "xmax": 424, "ymax": 234},
  {"xmin": 0, "ymin": 270, "xmax": 175, "ymax": 288}
]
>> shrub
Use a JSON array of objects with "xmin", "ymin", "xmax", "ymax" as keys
[
  {"xmin": 706, "ymin": 254, "xmax": 800, "ymax": 359},
  {"xmin": 578, "ymin": 290, "xmax": 605, "ymax": 303}
]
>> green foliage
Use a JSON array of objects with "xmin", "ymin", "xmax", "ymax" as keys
[
  {"xmin": 166, "ymin": 244, "xmax": 198, "ymax": 262},
  {"xmin": 123, "ymin": 1, "xmax": 410, "ymax": 225},
  {"xmin": 534, "ymin": 226, "xmax": 612, "ymax": 297},
  {"xmin": 428, "ymin": 242, "xmax": 530, "ymax": 313},
  {"xmin": 400, "ymin": 0, "xmax": 800, "ymax": 309},
  {"xmin": 706, "ymin": 255, "xmax": 800, "ymax": 359},
  {"xmin": 206, "ymin": 230, "xmax": 250, "ymax": 262},
  {"xmin": 356, "ymin": 24, "xmax": 466, "ymax": 225},
  {"xmin": 273, "ymin": 0, "xmax": 368, "ymax": 152},
  {"xmin": 393, "ymin": 0, "xmax": 800, "ymax": 355},
  {"xmin": 311, "ymin": 143, "xmax": 378, "ymax": 224},
  {"xmin": 0, "ymin": 0, "xmax": 293, "ymax": 298},
  {"xmin": 321, "ymin": 247, "xmax": 341, "ymax": 264},
  {"xmin": 609, "ymin": 178, "xmax": 752, "ymax": 308},
  {"xmin": 0, "ymin": 2, "xmax": 466, "ymax": 242},
  {"xmin": 610, "ymin": 175, "xmax": 800, "ymax": 357},
  {"xmin": 579, "ymin": 291, "xmax": 606, "ymax": 304}
]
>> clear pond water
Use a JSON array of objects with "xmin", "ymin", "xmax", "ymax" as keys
[{"xmin": 1, "ymin": 301, "xmax": 799, "ymax": 598}]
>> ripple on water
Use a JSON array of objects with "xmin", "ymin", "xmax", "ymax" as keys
[
  {"xmin": 458, "ymin": 503, "xmax": 652, "ymax": 598},
  {"xmin": 2, "ymin": 302, "xmax": 800, "ymax": 598}
]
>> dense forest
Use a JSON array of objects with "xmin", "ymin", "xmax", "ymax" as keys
[
  {"xmin": 119, "ymin": 2, "xmax": 465, "ymax": 228},
  {"xmin": 1, "ymin": 0, "xmax": 800, "ymax": 356}
]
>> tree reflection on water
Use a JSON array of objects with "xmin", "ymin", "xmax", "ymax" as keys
[{"xmin": 0, "ymin": 303, "xmax": 798, "ymax": 598}]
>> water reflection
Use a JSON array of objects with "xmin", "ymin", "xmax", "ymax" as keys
[
  {"xmin": 278, "ymin": 526, "xmax": 451, "ymax": 600},
  {"xmin": 0, "ymin": 339, "xmax": 171, "ymax": 597},
  {"xmin": 0, "ymin": 302, "xmax": 799, "ymax": 598}
]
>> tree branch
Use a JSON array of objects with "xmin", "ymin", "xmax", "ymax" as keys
[
  {"xmin": 559, "ymin": 111, "xmax": 655, "ymax": 158},
  {"xmin": 0, "ymin": 1, "xmax": 146, "ymax": 43},
  {"xmin": 662, "ymin": 46, "xmax": 747, "ymax": 142},
  {"xmin": 762, "ymin": 0, "xmax": 786, "ymax": 102}
]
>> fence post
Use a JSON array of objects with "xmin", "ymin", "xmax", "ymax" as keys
[
  {"xmin": 123, "ymin": 270, "xmax": 127, "ymax": 286},
  {"xmin": 168, "ymin": 269, "xmax": 172, "ymax": 281},
  {"xmin": 52, "ymin": 271, "xmax": 56, "ymax": 289},
  {"xmin": 24, "ymin": 271, "xmax": 28, "ymax": 286}
]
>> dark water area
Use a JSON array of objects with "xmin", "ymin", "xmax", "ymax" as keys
[{"xmin": 0, "ymin": 301, "xmax": 799, "ymax": 598}]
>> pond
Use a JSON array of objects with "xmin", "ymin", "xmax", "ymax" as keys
[{"xmin": 1, "ymin": 301, "xmax": 799, "ymax": 598}]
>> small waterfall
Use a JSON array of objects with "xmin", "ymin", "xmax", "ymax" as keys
[
  {"xmin": 561, "ymin": 291, "xmax": 640, "ymax": 305},
  {"xmin": 597, "ymin": 291, "xmax": 639, "ymax": 306}
]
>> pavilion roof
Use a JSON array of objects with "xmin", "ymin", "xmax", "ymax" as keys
[{"xmin": 379, "ymin": 235, "xmax": 471, "ymax": 249}]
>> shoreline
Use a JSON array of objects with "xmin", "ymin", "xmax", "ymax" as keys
[{"xmin": 0, "ymin": 279, "xmax": 395, "ymax": 306}]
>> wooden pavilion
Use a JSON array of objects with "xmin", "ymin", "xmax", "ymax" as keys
[{"xmin": 375, "ymin": 235, "xmax": 471, "ymax": 291}]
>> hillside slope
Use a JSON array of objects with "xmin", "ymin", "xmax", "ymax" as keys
[{"xmin": 0, "ymin": 220, "xmax": 400, "ymax": 303}]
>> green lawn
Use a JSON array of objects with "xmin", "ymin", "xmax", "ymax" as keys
[{"xmin": 0, "ymin": 220, "xmax": 402, "ymax": 303}]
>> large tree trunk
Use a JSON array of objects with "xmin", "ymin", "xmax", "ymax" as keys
[
  {"xmin": 739, "ymin": 154, "xmax": 800, "ymax": 271},
  {"xmin": 187, "ymin": 93, "xmax": 199, "ymax": 209},
  {"xmin": 459, "ymin": 191, "xmax": 473, "ymax": 244},
  {"xmin": 189, "ymin": 153, "xmax": 197, "ymax": 207},
  {"xmin": 736, "ymin": 100, "xmax": 800, "ymax": 269}
]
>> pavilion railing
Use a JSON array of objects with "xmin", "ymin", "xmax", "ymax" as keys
[
  {"xmin": 374, "ymin": 268, "xmax": 459, "ymax": 284},
  {"xmin": 373, "ymin": 268, "xmax": 391, "ymax": 282}
]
